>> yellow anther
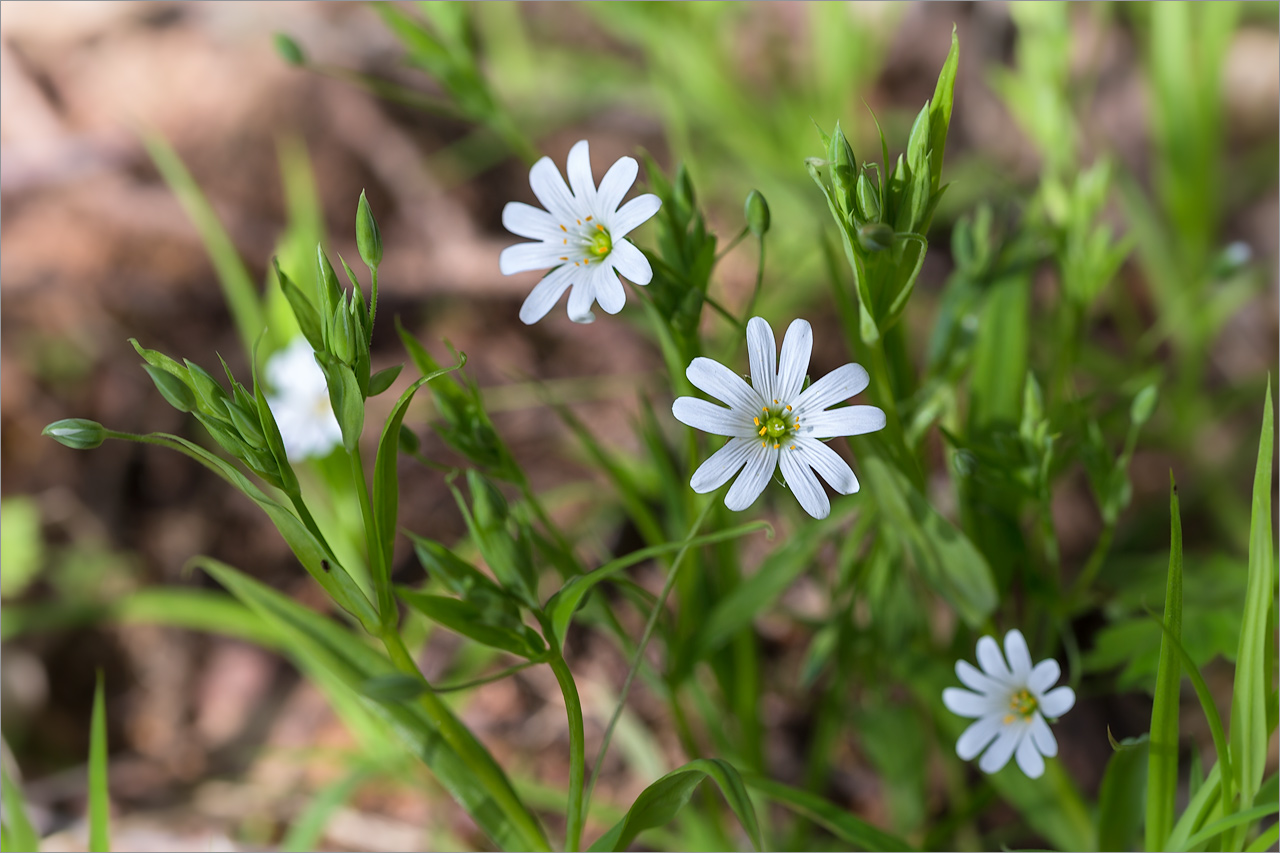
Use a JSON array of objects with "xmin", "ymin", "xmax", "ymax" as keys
[
  {"xmin": 761, "ymin": 440, "xmax": 767, "ymax": 448},
  {"xmin": 758, "ymin": 427, "xmax": 767, "ymax": 436},
  {"xmin": 773, "ymin": 399, "xmax": 779, "ymax": 404},
  {"xmin": 773, "ymin": 442, "xmax": 779, "ymax": 449},
  {"xmin": 563, "ymin": 238, "xmax": 568, "ymax": 244},
  {"xmin": 576, "ymin": 219, "xmax": 582, "ymax": 225},
  {"xmin": 789, "ymin": 444, "xmax": 795, "ymax": 450},
  {"xmin": 596, "ymin": 223, "xmax": 605, "ymax": 232},
  {"xmin": 585, "ymin": 215, "xmax": 593, "ymax": 221},
  {"xmin": 1004, "ymin": 714, "xmax": 1014, "ymax": 725},
  {"xmin": 762, "ymin": 407, "xmax": 769, "ymax": 414},
  {"xmin": 559, "ymin": 256, "xmax": 568, "ymax": 261},
  {"xmin": 786, "ymin": 405, "xmax": 792, "ymax": 411},
  {"xmin": 560, "ymin": 224, "xmax": 567, "ymax": 232},
  {"xmin": 753, "ymin": 417, "xmax": 760, "ymax": 426}
]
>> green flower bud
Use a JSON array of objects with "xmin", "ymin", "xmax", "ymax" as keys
[
  {"xmin": 273, "ymin": 33, "xmax": 306, "ymax": 67},
  {"xmin": 829, "ymin": 124, "xmax": 856, "ymax": 211},
  {"xmin": 225, "ymin": 401, "xmax": 267, "ymax": 450},
  {"xmin": 316, "ymin": 246, "xmax": 342, "ymax": 321},
  {"xmin": 857, "ymin": 222, "xmax": 895, "ymax": 253},
  {"xmin": 355, "ymin": 190, "xmax": 382, "ymax": 269},
  {"xmin": 330, "ymin": 298, "xmax": 356, "ymax": 366},
  {"xmin": 855, "ymin": 172, "xmax": 880, "ymax": 223},
  {"xmin": 674, "ymin": 163, "xmax": 696, "ymax": 214},
  {"xmin": 184, "ymin": 360, "xmax": 229, "ymax": 416},
  {"xmin": 143, "ymin": 364, "xmax": 196, "ymax": 412},
  {"xmin": 1130, "ymin": 384, "xmax": 1159, "ymax": 427},
  {"xmin": 43, "ymin": 419, "xmax": 106, "ymax": 450},
  {"xmin": 906, "ymin": 101, "xmax": 931, "ymax": 174},
  {"xmin": 744, "ymin": 189, "xmax": 770, "ymax": 238}
]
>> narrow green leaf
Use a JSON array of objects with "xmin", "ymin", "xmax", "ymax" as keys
[
  {"xmin": 368, "ymin": 364, "xmax": 403, "ymax": 397},
  {"xmin": 587, "ymin": 759, "xmax": 762, "ymax": 852},
  {"xmin": 1146, "ymin": 472, "xmax": 1184, "ymax": 852},
  {"xmin": 926, "ymin": 25, "xmax": 959, "ymax": 191},
  {"xmin": 546, "ymin": 521, "xmax": 770, "ymax": 650},
  {"xmin": 1174, "ymin": 803, "xmax": 1279, "ymax": 852},
  {"xmin": 1, "ymin": 766, "xmax": 40, "ymax": 853},
  {"xmin": 1245, "ymin": 822, "xmax": 1280, "ymax": 853},
  {"xmin": 142, "ymin": 364, "xmax": 196, "ymax": 412},
  {"xmin": 397, "ymin": 589, "xmax": 545, "ymax": 658},
  {"xmin": 280, "ymin": 769, "xmax": 368, "ymax": 853},
  {"xmin": 88, "ymin": 671, "xmax": 110, "ymax": 853},
  {"xmin": 744, "ymin": 773, "xmax": 912, "ymax": 851},
  {"xmin": 251, "ymin": 339, "xmax": 300, "ymax": 497},
  {"xmin": 1097, "ymin": 735, "xmax": 1148, "ymax": 851},
  {"xmin": 1231, "ymin": 380, "xmax": 1274, "ymax": 809},
  {"xmin": 274, "ymin": 259, "xmax": 325, "ymax": 353}
]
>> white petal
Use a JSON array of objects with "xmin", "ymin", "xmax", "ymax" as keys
[
  {"xmin": 943, "ymin": 688, "xmax": 996, "ymax": 719},
  {"xmin": 793, "ymin": 363, "xmax": 871, "ymax": 414},
  {"xmin": 979, "ymin": 723, "xmax": 1025, "ymax": 774},
  {"xmin": 518, "ymin": 265, "xmax": 576, "ymax": 325},
  {"xmin": 596, "ymin": 155, "xmax": 638, "ymax": 214},
  {"xmin": 1004, "ymin": 630, "xmax": 1034, "ymax": 681},
  {"xmin": 592, "ymin": 264, "xmax": 626, "ymax": 314},
  {"xmin": 746, "ymin": 317, "xmax": 777, "ymax": 401},
  {"xmin": 793, "ymin": 438, "xmax": 858, "ymax": 494},
  {"xmin": 610, "ymin": 194, "xmax": 661, "ymax": 238},
  {"xmin": 800, "ymin": 406, "xmax": 886, "ymax": 439},
  {"xmin": 1028, "ymin": 659, "xmax": 1062, "ymax": 694},
  {"xmin": 976, "ymin": 635, "xmax": 1014, "ymax": 683},
  {"xmin": 690, "ymin": 437, "xmax": 755, "ymax": 493},
  {"xmin": 956, "ymin": 713, "xmax": 1003, "ymax": 760},
  {"xmin": 956, "ymin": 660, "xmax": 1003, "ymax": 696},
  {"xmin": 775, "ymin": 319, "xmax": 812, "ymax": 403},
  {"xmin": 608, "ymin": 238, "xmax": 652, "ymax": 284},
  {"xmin": 1015, "ymin": 729, "xmax": 1046, "ymax": 778},
  {"xmin": 1038, "ymin": 686, "xmax": 1075, "ymax": 718},
  {"xmin": 779, "ymin": 445, "xmax": 829, "ymax": 519},
  {"xmin": 724, "ymin": 443, "xmax": 777, "ymax": 511},
  {"xmin": 1029, "ymin": 712, "xmax": 1057, "ymax": 757},
  {"xmin": 672, "ymin": 397, "xmax": 756, "ymax": 437},
  {"xmin": 566, "ymin": 140, "xmax": 596, "ymax": 211},
  {"xmin": 686, "ymin": 357, "xmax": 761, "ymax": 414},
  {"xmin": 567, "ymin": 274, "xmax": 597, "ymax": 323},
  {"xmin": 500, "ymin": 242, "xmax": 565, "ymax": 275},
  {"xmin": 502, "ymin": 201, "xmax": 559, "ymax": 240},
  {"xmin": 529, "ymin": 155, "xmax": 579, "ymax": 222}
]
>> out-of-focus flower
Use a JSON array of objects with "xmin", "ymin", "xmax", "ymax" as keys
[{"xmin": 265, "ymin": 336, "xmax": 342, "ymax": 462}]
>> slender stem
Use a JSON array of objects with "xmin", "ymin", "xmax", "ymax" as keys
[
  {"xmin": 1067, "ymin": 520, "xmax": 1117, "ymax": 608},
  {"xmin": 713, "ymin": 225, "xmax": 750, "ymax": 264},
  {"xmin": 432, "ymin": 660, "xmax": 539, "ymax": 693},
  {"xmin": 311, "ymin": 63, "xmax": 465, "ymax": 118},
  {"xmin": 288, "ymin": 492, "xmax": 339, "ymax": 561},
  {"xmin": 349, "ymin": 448, "xmax": 387, "ymax": 622},
  {"xmin": 581, "ymin": 500, "xmax": 715, "ymax": 821},
  {"xmin": 368, "ymin": 266, "xmax": 379, "ymax": 339},
  {"xmin": 704, "ymin": 294, "xmax": 745, "ymax": 330},
  {"xmin": 548, "ymin": 654, "xmax": 586, "ymax": 851},
  {"xmin": 743, "ymin": 237, "xmax": 766, "ymax": 322}
]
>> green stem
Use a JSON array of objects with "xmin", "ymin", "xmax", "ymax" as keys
[
  {"xmin": 368, "ymin": 266, "xmax": 379, "ymax": 339},
  {"xmin": 288, "ymin": 492, "xmax": 339, "ymax": 562},
  {"xmin": 714, "ymin": 225, "xmax": 750, "ymax": 264},
  {"xmin": 743, "ymin": 238, "xmax": 766, "ymax": 322},
  {"xmin": 349, "ymin": 448, "xmax": 386, "ymax": 620},
  {"xmin": 432, "ymin": 660, "xmax": 538, "ymax": 693},
  {"xmin": 704, "ymin": 294, "xmax": 745, "ymax": 330},
  {"xmin": 581, "ymin": 500, "xmax": 715, "ymax": 821},
  {"xmin": 548, "ymin": 653, "xmax": 586, "ymax": 851},
  {"xmin": 865, "ymin": 341, "xmax": 924, "ymax": 489}
]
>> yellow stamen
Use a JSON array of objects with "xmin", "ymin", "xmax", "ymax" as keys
[
  {"xmin": 761, "ymin": 440, "xmax": 767, "ymax": 448},
  {"xmin": 585, "ymin": 215, "xmax": 593, "ymax": 221},
  {"xmin": 773, "ymin": 399, "xmax": 779, "ymax": 404},
  {"xmin": 1004, "ymin": 714, "xmax": 1014, "ymax": 725},
  {"xmin": 753, "ymin": 417, "xmax": 760, "ymax": 426},
  {"xmin": 773, "ymin": 442, "xmax": 779, "ymax": 449},
  {"xmin": 762, "ymin": 407, "xmax": 769, "ymax": 414},
  {"xmin": 786, "ymin": 405, "xmax": 792, "ymax": 411},
  {"xmin": 559, "ymin": 256, "xmax": 568, "ymax": 261},
  {"xmin": 789, "ymin": 445, "xmax": 795, "ymax": 450},
  {"xmin": 560, "ymin": 224, "xmax": 567, "ymax": 232},
  {"xmin": 596, "ymin": 223, "xmax": 605, "ymax": 232},
  {"xmin": 576, "ymin": 219, "xmax": 582, "ymax": 225},
  {"xmin": 758, "ymin": 427, "xmax": 767, "ymax": 436}
]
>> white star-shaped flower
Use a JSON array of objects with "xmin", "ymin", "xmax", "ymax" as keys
[
  {"xmin": 265, "ymin": 336, "xmax": 342, "ymax": 462},
  {"xmin": 672, "ymin": 317, "xmax": 886, "ymax": 519},
  {"xmin": 943, "ymin": 629, "xmax": 1076, "ymax": 779},
  {"xmin": 500, "ymin": 139, "xmax": 661, "ymax": 325}
]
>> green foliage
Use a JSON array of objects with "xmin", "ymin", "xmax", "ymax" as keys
[
  {"xmin": 1146, "ymin": 474, "xmax": 1184, "ymax": 852},
  {"xmin": 88, "ymin": 672, "xmax": 110, "ymax": 853}
]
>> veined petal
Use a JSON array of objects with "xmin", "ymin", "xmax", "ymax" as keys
[
  {"xmin": 596, "ymin": 155, "xmax": 639, "ymax": 215},
  {"xmin": 779, "ymin": 445, "xmax": 829, "ymax": 519},
  {"xmin": 724, "ymin": 443, "xmax": 777, "ymax": 511},
  {"xmin": 610, "ymin": 194, "xmax": 661, "ymax": 238},
  {"xmin": 608, "ymin": 238, "xmax": 652, "ymax": 284},
  {"xmin": 775, "ymin": 319, "xmax": 812, "ymax": 402},
  {"xmin": 529, "ymin": 155, "xmax": 578, "ymax": 222},
  {"xmin": 956, "ymin": 713, "xmax": 1004, "ymax": 761},
  {"xmin": 979, "ymin": 723, "xmax": 1025, "ymax": 774},
  {"xmin": 976, "ymin": 635, "xmax": 1014, "ymax": 683},
  {"xmin": 746, "ymin": 317, "xmax": 776, "ymax": 401},
  {"xmin": 800, "ymin": 405, "xmax": 887, "ymax": 439},
  {"xmin": 690, "ymin": 437, "xmax": 755, "ymax": 493},
  {"xmin": 1028, "ymin": 659, "xmax": 1061, "ymax": 694},
  {"xmin": 673, "ymin": 397, "xmax": 756, "ymax": 437},
  {"xmin": 1029, "ymin": 712, "xmax": 1058, "ymax": 757},
  {"xmin": 957, "ymin": 660, "xmax": 1004, "ymax": 696},
  {"xmin": 793, "ymin": 438, "xmax": 858, "ymax": 494},
  {"xmin": 943, "ymin": 687, "xmax": 997, "ymax": 719},
  {"xmin": 1015, "ymin": 731, "xmax": 1046, "ymax": 778},
  {"xmin": 567, "ymin": 273, "xmax": 597, "ymax": 324},
  {"xmin": 502, "ymin": 201, "xmax": 560, "ymax": 241},
  {"xmin": 1038, "ymin": 686, "xmax": 1075, "ymax": 718},
  {"xmin": 1004, "ymin": 630, "xmax": 1034, "ymax": 681},
  {"xmin": 687, "ymin": 357, "xmax": 761, "ymax": 414},
  {"xmin": 519, "ymin": 265, "xmax": 576, "ymax": 325},
  {"xmin": 591, "ymin": 263, "xmax": 626, "ymax": 314},
  {"xmin": 793, "ymin": 363, "xmax": 871, "ymax": 414},
  {"xmin": 566, "ymin": 140, "xmax": 596, "ymax": 211},
  {"xmin": 500, "ymin": 241, "xmax": 566, "ymax": 275}
]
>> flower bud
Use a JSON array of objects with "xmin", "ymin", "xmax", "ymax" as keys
[
  {"xmin": 674, "ymin": 163, "xmax": 696, "ymax": 214},
  {"xmin": 226, "ymin": 401, "xmax": 267, "ymax": 450},
  {"xmin": 330, "ymin": 298, "xmax": 356, "ymax": 366},
  {"xmin": 316, "ymin": 246, "xmax": 343, "ymax": 320},
  {"xmin": 356, "ymin": 190, "xmax": 382, "ymax": 270},
  {"xmin": 855, "ymin": 172, "xmax": 880, "ymax": 223},
  {"xmin": 1130, "ymin": 384, "xmax": 1158, "ymax": 427},
  {"xmin": 43, "ymin": 419, "xmax": 106, "ymax": 450},
  {"xmin": 744, "ymin": 189, "xmax": 770, "ymax": 238}
]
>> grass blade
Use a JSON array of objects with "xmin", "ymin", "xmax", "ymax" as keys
[
  {"xmin": 280, "ymin": 768, "xmax": 368, "ymax": 852},
  {"xmin": 1097, "ymin": 734, "xmax": 1148, "ymax": 851},
  {"xmin": 743, "ymin": 773, "xmax": 913, "ymax": 851},
  {"xmin": 1174, "ymin": 803, "xmax": 1279, "ymax": 853},
  {"xmin": 88, "ymin": 671, "xmax": 110, "ymax": 853},
  {"xmin": 1146, "ymin": 471, "xmax": 1184, "ymax": 851},
  {"xmin": 1, "ymin": 765, "xmax": 40, "ymax": 853}
]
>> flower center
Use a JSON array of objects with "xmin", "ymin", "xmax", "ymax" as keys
[
  {"xmin": 753, "ymin": 402, "xmax": 801, "ymax": 450},
  {"xmin": 588, "ymin": 225, "xmax": 612, "ymax": 257},
  {"xmin": 1008, "ymin": 688, "xmax": 1038, "ymax": 719}
]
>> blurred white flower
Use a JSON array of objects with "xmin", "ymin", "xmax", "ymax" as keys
[
  {"xmin": 265, "ymin": 336, "xmax": 342, "ymax": 462},
  {"xmin": 671, "ymin": 317, "xmax": 885, "ymax": 519},
  {"xmin": 500, "ymin": 139, "xmax": 661, "ymax": 325},
  {"xmin": 943, "ymin": 628, "xmax": 1076, "ymax": 779}
]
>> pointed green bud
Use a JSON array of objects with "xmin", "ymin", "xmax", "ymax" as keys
[
  {"xmin": 856, "ymin": 172, "xmax": 880, "ymax": 222},
  {"xmin": 330, "ymin": 297, "xmax": 356, "ymax": 365},
  {"xmin": 674, "ymin": 163, "xmax": 696, "ymax": 214},
  {"xmin": 226, "ymin": 401, "xmax": 267, "ymax": 450},
  {"xmin": 43, "ymin": 419, "xmax": 106, "ymax": 450},
  {"xmin": 143, "ymin": 364, "xmax": 196, "ymax": 412},
  {"xmin": 356, "ymin": 190, "xmax": 382, "ymax": 269},
  {"xmin": 467, "ymin": 470, "xmax": 509, "ymax": 531},
  {"xmin": 184, "ymin": 360, "xmax": 229, "ymax": 416},
  {"xmin": 829, "ymin": 124, "xmax": 856, "ymax": 211},
  {"xmin": 857, "ymin": 222, "xmax": 895, "ymax": 253},
  {"xmin": 1130, "ymin": 384, "xmax": 1159, "ymax": 427},
  {"xmin": 316, "ymin": 246, "xmax": 343, "ymax": 321},
  {"xmin": 744, "ymin": 189, "xmax": 770, "ymax": 238},
  {"xmin": 906, "ymin": 101, "xmax": 931, "ymax": 174},
  {"xmin": 273, "ymin": 33, "xmax": 306, "ymax": 67}
]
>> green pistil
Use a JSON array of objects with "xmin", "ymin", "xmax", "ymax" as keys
[
  {"xmin": 1009, "ymin": 688, "xmax": 1038, "ymax": 718},
  {"xmin": 589, "ymin": 226, "xmax": 612, "ymax": 257},
  {"xmin": 755, "ymin": 404, "xmax": 800, "ymax": 449},
  {"xmin": 764, "ymin": 416, "xmax": 789, "ymax": 439}
]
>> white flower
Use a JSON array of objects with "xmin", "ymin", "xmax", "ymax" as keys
[
  {"xmin": 671, "ymin": 317, "xmax": 886, "ymax": 520},
  {"xmin": 500, "ymin": 139, "xmax": 661, "ymax": 325},
  {"xmin": 942, "ymin": 629, "xmax": 1076, "ymax": 779},
  {"xmin": 265, "ymin": 336, "xmax": 342, "ymax": 462}
]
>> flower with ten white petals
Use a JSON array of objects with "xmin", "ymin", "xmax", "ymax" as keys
[
  {"xmin": 942, "ymin": 629, "xmax": 1076, "ymax": 779},
  {"xmin": 265, "ymin": 336, "xmax": 342, "ymax": 462},
  {"xmin": 500, "ymin": 139, "xmax": 661, "ymax": 325},
  {"xmin": 671, "ymin": 317, "xmax": 886, "ymax": 519}
]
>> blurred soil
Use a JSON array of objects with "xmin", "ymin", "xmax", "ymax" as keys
[{"xmin": 0, "ymin": 2, "xmax": 1276, "ymax": 850}]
